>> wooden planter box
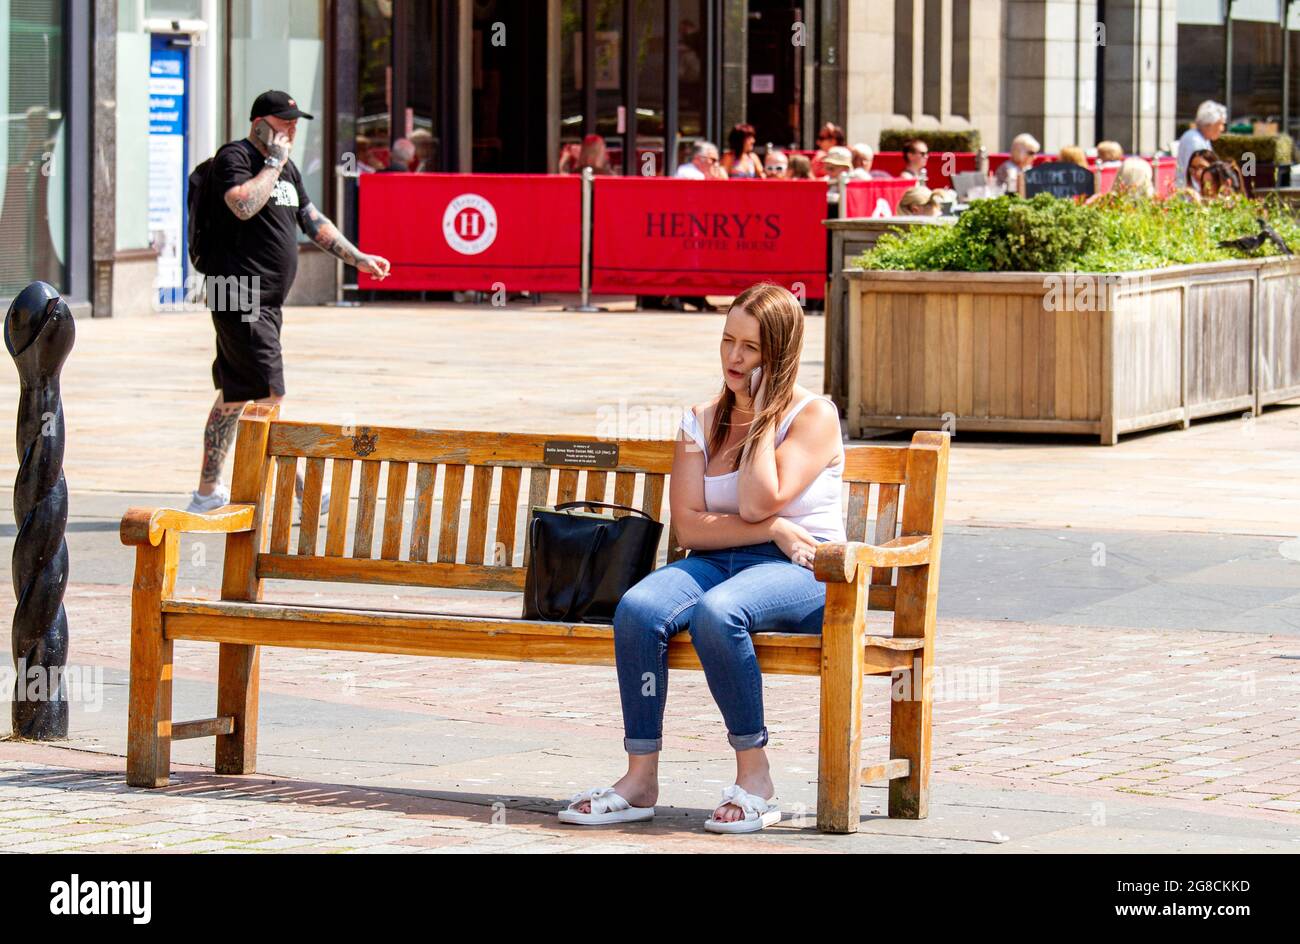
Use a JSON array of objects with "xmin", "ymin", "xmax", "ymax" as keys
[
  {"xmin": 842, "ymin": 258, "xmax": 1300, "ymax": 444},
  {"xmin": 825, "ymin": 217, "xmax": 953, "ymax": 413}
]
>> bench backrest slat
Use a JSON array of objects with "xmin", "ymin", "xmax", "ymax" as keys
[
  {"xmin": 353, "ymin": 459, "xmax": 381, "ymax": 558},
  {"xmin": 464, "ymin": 464, "xmax": 493, "ymax": 564},
  {"xmin": 253, "ymin": 421, "xmax": 939, "ymax": 610},
  {"xmin": 382, "ymin": 461, "xmax": 410, "ymax": 559},
  {"xmin": 324, "ymin": 458, "xmax": 353, "ymax": 556},
  {"xmin": 298, "ymin": 457, "xmax": 326, "ymax": 555},
  {"xmin": 269, "ymin": 455, "xmax": 297, "ymax": 554},
  {"xmin": 437, "ymin": 463, "xmax": 466, "ymax": 563},
  {"xmin": 496, "ymin": 465, "xmax": 523, "ymax": 565},
  {"xmin": 409, "ymin": 461, "xmax": 437, "ymax": 561}
]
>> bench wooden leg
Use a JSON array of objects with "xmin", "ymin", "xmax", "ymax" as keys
[
  {"xmin": 215, "ymin": 643, "xmax": 260, "ymax": 775},
  {"xmin": 127, "ymin": 539, "xmax": 175, "ymax": 788},
  {"xmin": 817, "ymin": 579, "xmax": 865, "ymax": 833},
  {"xmin": 889, "ymin": 652, "xmax": 932, "ymax": 819}
]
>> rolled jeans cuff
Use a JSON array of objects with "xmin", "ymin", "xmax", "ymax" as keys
[
  {"xmin": 624, "ymin": 737, "xmax": 662, "ymax": 755},
  {"xmin": 727, "ymin": 727, "xmax": 769, "ymax": 752}
]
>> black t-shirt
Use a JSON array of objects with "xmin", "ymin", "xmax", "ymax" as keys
[{"xmin": 207, "ymin": 139, "xmax": 310, "ymax": 305}]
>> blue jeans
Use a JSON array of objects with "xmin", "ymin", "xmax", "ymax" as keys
[{"xmin": 612, "ymin": 538, "xmax": 830, "ymax": 755}]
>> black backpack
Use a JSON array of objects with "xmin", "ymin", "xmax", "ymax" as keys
[{"xmin": 187, "ymin": 141, "xmax": 244, "ymax": 275}]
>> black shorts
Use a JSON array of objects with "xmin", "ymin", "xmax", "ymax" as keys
[{"xmin": 211, "ymin": 305, "xmax": 285, "ymax": 402}]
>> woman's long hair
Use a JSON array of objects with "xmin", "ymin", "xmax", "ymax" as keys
[
  {"xmin": 728, "ymin": 123, "xmax": 756, "ymax": 160},
  {"xmin": 1202, "ymin": 160, "xmax": 1245, "ymax": 199},
  {"xmin": 707, "ymin": 283, "xmax": 805, "ymax": 472}
]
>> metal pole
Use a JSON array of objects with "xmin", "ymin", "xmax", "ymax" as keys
[
  {"xmin": 333, "ymin": 166, "xmax": 344, "ymax": 304},
  {"xmin": 568, "ymin": 167, "xmax": 600, "ymax": 312},
  {"xmin": 1284, "ymin": 1, "xmax": 1295, "ymax": 140},
  {"xmin": 583, "ymin": 0, "xmax": 597, "ymax": 139},
  {"xmin": 622, "ymin": 0, "xmax": 638, "ymax": 177},
  {"xmin": 664, "ymin": 0, "xmax": 679, "ymax": 175},
  {"xmin": 329, "ymin": 165, "xmax": 361, "ymax": 307},
  {"xmin": 1225, "ymin": 0, "xmax": 1236, "ymax": 121},
  {"xmin": 836, "ymin": 171, "xmax": 848, "ymax": 218},
  {"xmin": 5, "ymin": 281, "xmax": 73, "ymax": 740}
]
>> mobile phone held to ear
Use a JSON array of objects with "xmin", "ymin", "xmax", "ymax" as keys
[
  {"xmin": 252, "ymin": 118, "xmax": 275, "ymax": 150},
  {"xmin": 749, "ymin": 366, "xmax": 763, "ymax": 397}
]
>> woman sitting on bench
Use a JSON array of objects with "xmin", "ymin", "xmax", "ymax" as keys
[{"xmin": 560, "ymin": 282, "xmax": 846, "ymax": 833}]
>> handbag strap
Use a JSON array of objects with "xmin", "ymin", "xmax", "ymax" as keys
[{"xmin": 553, "ymin": 500, "xmax": 654, "ymax": 521}]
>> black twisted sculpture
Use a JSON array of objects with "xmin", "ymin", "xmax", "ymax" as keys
[{"xmin": 4, "ymin": 281, "xmax": 74, "ymax": 739}]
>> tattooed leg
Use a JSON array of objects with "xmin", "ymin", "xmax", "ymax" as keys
[{"xmin": 198, "ymin": 395, "xmax": 246, "ymax": 493}]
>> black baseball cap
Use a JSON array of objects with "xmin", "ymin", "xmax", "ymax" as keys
[{"xmin": 250, "ymin": 90, "xmax": 314, "ymax": 121}]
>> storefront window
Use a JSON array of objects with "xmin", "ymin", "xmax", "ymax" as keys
[
  {"xmin": 677, "ymin": 2, "xmax": 707, "ymax": 142},
  {"xmin": 229, "ymin": 0, "xmax": 326, "ymax": 210},
  {"xmin": 408, "ymin": 1, "xmax": 441, "ymax": 171},
  {"xmin": 633, "ymin": 0, "xmax": 666, "ymax": 172},
  {"xmin": 1177, "ymin": 1, "xmax": 1300, "ymax": 136},
  {"xmin": 560, "ymin": 0, "xmax": 708, "ymax": 174},
  {"xmin": 471, "ymin": 1, "xmax": 548, "ymax": 171},
  {"xmin": 357, "ymin": 0, "xmax": 391, "ymax": 170},
  {"xmin": 0, "ymin": 0, "xmax": 65, "ymax": 296}
]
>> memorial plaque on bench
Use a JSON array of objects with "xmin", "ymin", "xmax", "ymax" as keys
[
  {"xmin": 1024, "ymin": 161, "xmax": 1095, "ymax": 199},
  {"xmin": 543, "ymin": 439, "xmax": 620, "ymax": 468}
]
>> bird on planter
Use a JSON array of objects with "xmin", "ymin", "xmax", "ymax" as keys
[{"xmin": 1217, "ymin": 217, "xmax": 1293, "ymax": 255}]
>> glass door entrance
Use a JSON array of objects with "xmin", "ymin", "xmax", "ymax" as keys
[{"xmin": 559, "ymin": 0, "xmax": 715, "ymax": 176}]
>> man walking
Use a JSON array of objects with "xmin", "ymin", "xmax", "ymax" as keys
[{"xmin": 187, "ymin": 90, "xmax": 391, "ymax": 513}]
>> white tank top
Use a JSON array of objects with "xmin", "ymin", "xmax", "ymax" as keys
[{"xmin": 679, "ymin": 394, "xmax": 846, "ymax": 543}]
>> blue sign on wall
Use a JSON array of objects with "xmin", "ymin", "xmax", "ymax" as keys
[{"xmin": 148, "ymin": 36, "xmax": 188, "ymax": 306}]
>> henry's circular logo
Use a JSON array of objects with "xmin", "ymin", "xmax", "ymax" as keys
[{"xmin": 443, "ymin": 194, "xmax": 498, "ymax": 255}]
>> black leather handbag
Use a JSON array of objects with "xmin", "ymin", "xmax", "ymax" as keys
[{"xmin": 522, "ymin": 501, "xmax": 663, "ymax": 624}]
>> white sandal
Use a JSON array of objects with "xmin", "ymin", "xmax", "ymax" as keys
[
  {"xmin": 703, "ymin": 784, "xmax": 781, "ymax": 834},
  {"xmin": 557, "ymin": 786, "xmax": 655, "ymax": 825}
]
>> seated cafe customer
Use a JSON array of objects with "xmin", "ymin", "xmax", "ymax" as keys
[
  {"xmin": 763, "ymin": 149, "xmax": 788, "ymax": 177},
  {"xmin": 821, "ymin": 146, "xmax": 855, "ymax": 180},
  {"xmin": 675, "ymin": 140, "xmax": 725, "ymax": 179},
  {"xmin": 994, "ymin": 133, "xmax": 1040, "ymax": 191},
  {"xmin": 900, "ymin": 138, "xmax": 929, "ymax": 179},
  {"xmin": 898, "ymin": 185, "xmax": 948, "ymax": 217},
  {"xmin": 786, "ymin": 155, "xmax": 812, "ymax": 179}
]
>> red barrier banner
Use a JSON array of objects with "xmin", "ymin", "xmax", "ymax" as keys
[
  {"xmin": 844, "ymin": 178, "xmax": 916, "ymax": 217},
  {"xmin": 870, "ymin": 152, "xmax": 977, "ymax": 189},
  {"xmin": 590, "ymin": 178, "xmax": 827, "ymax": 298},
  {"xmin": 865, "ymin": 152, "xmax": 1054, "ymax": 189},
  {"xmin": 357, "ymin": 173, "xmax": 582, "ymax": 292},
  {"xmin": 1153, "ymin": 157, "xmax": 1178, "ymax": 197}
]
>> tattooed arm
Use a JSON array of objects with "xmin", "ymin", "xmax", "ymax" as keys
[
  {"xmin": 223, "ymin": 130, "xmax": 292, "ymax": 221},
  {"xmin": 297, "ymin": 202, "xmax": 391, "ymax": 279},
  {"xmin": 223, "ymin": 165, "xmax": 282, "ymax": 220}
]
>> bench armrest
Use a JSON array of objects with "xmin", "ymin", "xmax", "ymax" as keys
[
  {"xmin": 813, "ymin": 535, "xmax": 933, "ymax": 584},
  {"xmin": 120, "ymin": 503, "xmax": 258, "ymax": 547}
]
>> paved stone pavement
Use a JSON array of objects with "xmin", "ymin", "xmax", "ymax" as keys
[
  {"xmin": 0, "ymin": 300, "xmax": 1298, "ymax": 852},
  {"xmin": 36, "ymin": 582, "xmax": 1300, "ymax": 812}
]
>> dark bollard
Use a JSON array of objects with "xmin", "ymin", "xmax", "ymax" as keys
[{"xmin": 4, "ymin": 281, "xmax": 74, "ymax": 740}]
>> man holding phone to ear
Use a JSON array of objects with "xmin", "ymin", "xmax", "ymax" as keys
[{"xmin": 187, "ymin": 90, "xmax": 391, "ymax": 513}]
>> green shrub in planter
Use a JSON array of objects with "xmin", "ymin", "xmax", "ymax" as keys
[
  {"xmin": 855, "ymin": 193, "xmax": 1300, "ymax": 273},
  {"xmin": 1213, "ymin": 133, "xmax": 1294, "ymax": 165},
  {"xmin": 878, "ymin": 128, "xmax": 982, "ymax": 154}
]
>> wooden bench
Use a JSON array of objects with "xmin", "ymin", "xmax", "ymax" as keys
[{"xmin": 121, "ymin": 404, "xmax": 949, "ymax": 833}]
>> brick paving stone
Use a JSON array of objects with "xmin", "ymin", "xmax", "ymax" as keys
[
  {"xmin": 245, "ymin": 837, "xmax": 322, "ymax": 850},
  {"xmin": 9, "ymin": 839, "xmax": 80, "ymax": 853}
]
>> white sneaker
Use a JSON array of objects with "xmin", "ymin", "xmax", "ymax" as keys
[{"xmin": 186, "ymin": 485, "xmax": 229, "ymax": 514}]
